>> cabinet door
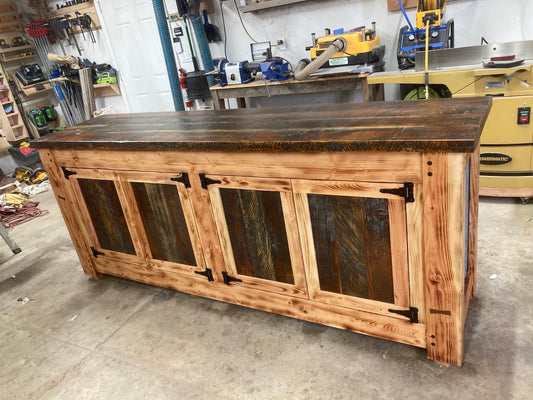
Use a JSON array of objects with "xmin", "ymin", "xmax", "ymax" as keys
[
  {"xmin": 293, "ymin": 179, "xmax": 413, "ymax": 318},
  {"xmin": 204, "ymin": 175, "xmax": 307, "ymax": 297},
  {"xmin": 65, "ymin": 168, "xmax": 207, "ymax": 277}
]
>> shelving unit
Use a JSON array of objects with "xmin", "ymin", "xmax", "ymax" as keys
[
  {"xmin": 0, "ymin": 44, "xmax": 36, "ymax": 64},
  {"xmin": 46, "ymin": 0, "xmax": 101, "ymax": 33},
  {"xmin": 239, "ymin": 0, "xmax": 308, "ymax": 12},
  {"xmin": 0, "ymin": 2, "xmax": 32, "ymax": 143},
  {"xmin": 93, "ymin": 83, "xmax": 120, "ymax": 97},
  {"xmin": 0, "ymin": 72, "xmax": 29, "ymax": 141}
]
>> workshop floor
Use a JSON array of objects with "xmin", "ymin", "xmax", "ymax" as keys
[{"xmin": 0, "ymin": 188, "xmax": 532, "ymax": 400}]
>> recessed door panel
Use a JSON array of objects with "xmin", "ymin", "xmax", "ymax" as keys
[
  {"xmin": 131, "ymin": 182, "xmax": 197, "ymax": 266},
  {"xmin": 77, "ymin": 178, "xmax": 136, "ymax": 255},
  {"xmin": 206, "ymin": 175, "xmax": 307, "ymax": 297},
  {"xmin": 308, "ymin": 194, "xmax": 394, "ymax": 303},
  {"xmin": 219, "ymin": 188, "xmax": 294, "ymax": 284},
  {"xmin": 293, "ymin": 179, "xmax": 412, "ymax": 317}
]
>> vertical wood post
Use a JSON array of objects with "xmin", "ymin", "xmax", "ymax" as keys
[{"xmin": 422, "ymin": 152, "xmax": 467, "ymax": 365}]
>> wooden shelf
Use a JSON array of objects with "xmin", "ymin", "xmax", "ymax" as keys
[
  {"xmin": 2, "ymin": 54, "xmax": 37, "ymax": 63},
  {"xmin": 93, "ymin": 83, "xmax": 120, "ymax": 97},
  {"xmin": 240, "ymin": 0, "xmax": 308, "ymax": 12},
  {"xmin": 0, "ymin": 44, "xmax": 35, "ymax": 54},
  {"xmin": 45, "ymin": 0, "xmax": 101, "ymax": 33},
  {"xmin": 15, "ymin": 76, "xmax": 53, "ymax": 98}
]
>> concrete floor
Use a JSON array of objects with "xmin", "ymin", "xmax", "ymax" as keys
[{"xmin": 0, "ymin": 188, "xmax": 532, "ymax": 400}]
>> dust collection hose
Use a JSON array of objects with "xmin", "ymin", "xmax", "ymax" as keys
[
  {"xmin": 152, "ymin": 0, "xmax": 185, "ymax": 111},
  {"xmin": 294, "ymin": 38, "xmax": 346, "ymax": 81}
]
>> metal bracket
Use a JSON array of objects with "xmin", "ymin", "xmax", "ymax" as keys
[
  {"xmin": 222, "ymin": 271, "xmax": 242, "ymax": 285},
  {"xmin": 90, "ymin": 246, "xmax": 105, "ymax": 258},
  {"xmin": 170, "ymin": 173, "xmax": 191, "ymax": 188},
  {"xmin": 62, "ymin": 167, "xmax": 77, "ymax": 180},
  {"xmin": 388, "ymin": 306, "xmax": 419, "ymax": 323},
  {"xmin": 380, "ymin": 182, "xmax": 414, "ymax": 203},
  {"xmin": 199, "ymin": 173, "xmax": 222, "ymax": 189},
  {"xmin": 194, "ymin": 268, "xmax": 214, "ymax": 282}
]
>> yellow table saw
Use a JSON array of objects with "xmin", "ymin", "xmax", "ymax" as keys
[{"xmin": 368, "ymin": 40, "xmax": 533, "ymax": 201}]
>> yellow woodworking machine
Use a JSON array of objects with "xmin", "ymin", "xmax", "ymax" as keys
[
  {"xmin": 368, "ymin": 40, "xmax": 533, "ymax": 201},
  {"xmin": 308, "ymin": 24, "xmax": 384, "ymax": 71}
]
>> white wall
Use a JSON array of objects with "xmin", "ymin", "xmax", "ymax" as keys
[
  {"xmin": 200, "ymin": 0, "xmax": 533, "ymax": 103},
  {"xmin": 16, "ymin": 0, "xmax": 533, "ymax": 112},
  {"xmin": 205, "ymin": 0, "xmax": 533, "ymax": 68}
]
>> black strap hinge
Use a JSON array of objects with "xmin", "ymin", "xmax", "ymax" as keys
[
  {"xmin": 388, "ymin": 306, "xmax": 419, "ymax": 323},
  {"xmin": 199, "ymin": 173, "xmax": 222, "ymax": 189},
  {"xmin": 170, "ymin": 173, "xmax": 191, "ymax": 188},
  {"xmin": 90, "ymin": 246, "xmax": 105, "ymax": 258},
  {"xmin": 62, "ymin": 167, "xmax": 77, "ymax": 180},
  {"xmin": 195, "ymin": 268, "xmax": 214, "ymax": 281},
  {"xmin": 380, "ymin": 182, "xmax": 414, "ymax": 203},
  {"xmin": 222, "ymin": 271, "xmax": 242, "ymax": 285}
]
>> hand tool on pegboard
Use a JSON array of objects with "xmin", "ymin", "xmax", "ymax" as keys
[
  {"xmin": 25, "ymin": 22, "xmax": 56, "ymax": 76},
  {"xmin": 77, "ymin": 13, "xmax": 96, "ymax": 43},
  {"xmin": 59, "ymin": 14, "xmax": 82, "ymax": 55},
  {"xmin": 47, "ymin": 17, "xmax": 67, "ymax": 54}
]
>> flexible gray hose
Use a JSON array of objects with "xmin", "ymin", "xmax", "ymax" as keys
[{"xmin": 293, "ymin": 38, "xmax": 346, "ymax": 80}]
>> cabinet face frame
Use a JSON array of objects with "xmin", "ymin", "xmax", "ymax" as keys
[
  {"xmin": 204, "ymin": 174, "xmax": 309, "ymax": 297},
  {"xmin": 292, "ymin": 179, "xmax": 417, "ymax": 319},
  {"xmin": 65, "ymin": 167, "xmax": 208, "ymax": 278}
]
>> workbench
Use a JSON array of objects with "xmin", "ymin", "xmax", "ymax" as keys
[
  {"xmin": 34, "ymin": 97, "xmax": 491, "ymax": 366},
  {"xmin": 210, "ymin": 73, "xmax": 384, "ymax": 109}
]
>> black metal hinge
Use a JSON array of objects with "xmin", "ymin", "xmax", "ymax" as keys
[
  {"xmin": 222, "ymin": 271, "xmax": 242, "ymax": 285},
  {"xmin": 199, "ymin": 173, "xmax": 222, "ymax": 189},
  {"xmin": 388, "ymin": 306, "xmax": 419, "ymax": 323},
  {"xmin": 195, "ymin": 268, "xmax": 214, "ymax": 281},
  {"xmin": 62, "ymin": 167, "xmax": 77, "ymax": 180},
  {"xmin": 380, "ymin": 182, "xmax": 414, "ymax": 203},
  {"xmin": 90, "ymin": 246, "xmax": 105, "ymax": 258},
  {"xmin": 170, "ymin": 173, "xmax": 191, "ymax": 188}
]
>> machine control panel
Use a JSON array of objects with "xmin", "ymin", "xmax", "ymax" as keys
[{"xmin": 517, "ymin": 107, "xmax": 530, "ymax": 125}]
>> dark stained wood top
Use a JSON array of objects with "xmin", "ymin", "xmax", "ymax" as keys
[{"xmin": 33, "ymin": 97, "xmax": 491, "ymax": 153}]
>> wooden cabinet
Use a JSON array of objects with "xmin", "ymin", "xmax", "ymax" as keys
[{"xmin": 34, "ymin": 97, "xmax": 491, "ymax": 366}]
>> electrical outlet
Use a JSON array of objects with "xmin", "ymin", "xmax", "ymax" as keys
[{"xmin": 277, "ymin": 38, "xmax": 287, "ymax": 51}]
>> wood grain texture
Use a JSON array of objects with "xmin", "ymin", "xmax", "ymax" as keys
[
  {"xmin": 33, "ymin": 97, "xmax": 491, "ymax": 153},
  {"xmin": 406, "ymin": 184, "xmax": 426, "ymax": 323},
  {"xmin": 467, "ymin": 147, "xmax": 480, "ymax": 300},
  {"xmin": 92, "ymin": 256, "xmax": 427, "ymax": 348},
  {"xmin": 422, "ymin": 153, "xmax": 467, "ymax": 366},
  {"xmin": 37, "ymin": 151, "xmax": 100, "ymax": 278},
  {"xmin": 219, "ymin": 187, "xmax": 294, "ymax": 284},
  {"xmin": 131, "ymin": 182, "xmax": 197, "ymax": 266},
  {"xmin": 77, "ymin": 178, "xmax": 136, "ymax": 255},
  {"xmin": 49, "ymin": 149, "xmax": 423, "ymax": 184}
]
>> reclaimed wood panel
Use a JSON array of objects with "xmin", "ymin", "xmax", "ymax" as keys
[
  {"xmin": 307, "ymin": 194, "xmax": 394, "ymax": 303},
  {"xmin": 33, "ymin": 98, "xmax": 491, "ymax": 153},
  {"xmin": 219, "ymin": 188, "xmax": 294, "ymax": 284},
  {"xmin": 77, "ymin": 178, "xmax": 136, "ymax": 255},
  {"xmin": 131, "ymin": 183, "xmax": 197, "ymax": 266},
  {"xmin": 362, "ymin": 198, "xmax": 395, "ymax": 304}
]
